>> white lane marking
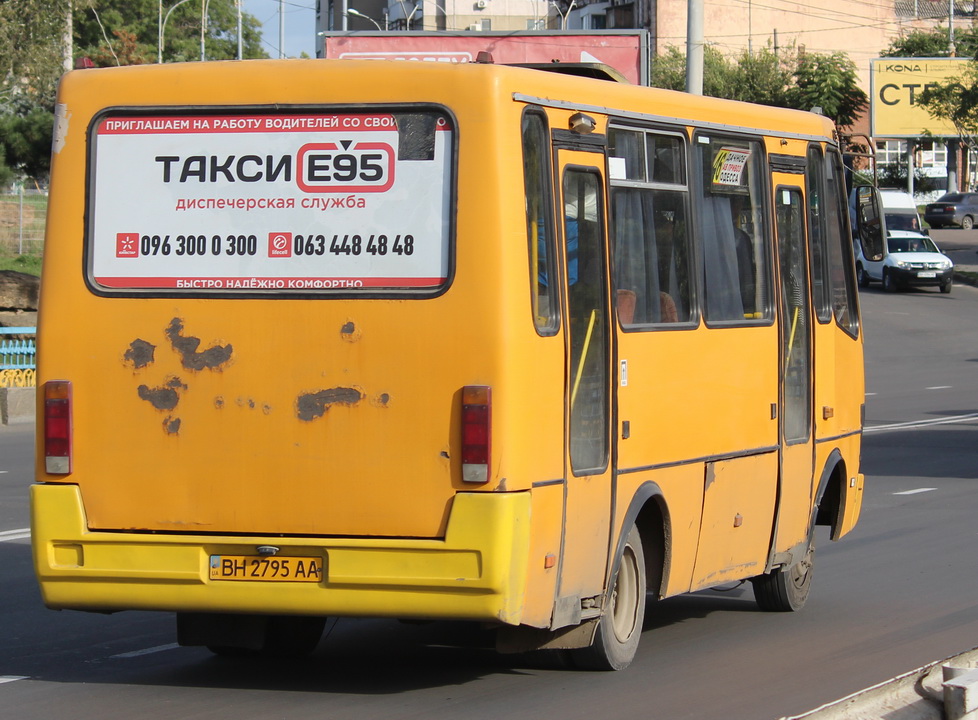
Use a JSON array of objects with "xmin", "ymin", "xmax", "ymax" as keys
[
  {"xmin": 893, "ymin": 488, "xmax": 937, "ymax": 496},
  {"xmin": 864, "ymin": 412, "xmax": 978, "ymax": 434},
  {"xmin": 0, "ymin": 676, "xmax": 28, "ymax": 684},
  {"xmin": 926, "ymin": 386, "xmax": 952, "ymax": 390},
  {"xmin": 110, "ymin": 643, "xmax": 180, "ymax": 659},
  {"xmin": 0, "ymin": 470, "xmax": 8, "ymax": 474},
  {"xmin": 0, "ymin": 528, "xmax": 30, "ymax": 542}
]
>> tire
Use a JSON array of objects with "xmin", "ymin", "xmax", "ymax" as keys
[
  {"xmin": 571, "ymin": 525, "xmax": 647, "ymax": 671},
  {"xmin": 751, "ymin": 539, "xmax": 814, "ymax": 612},
  {"xmin": 856, "ymin": 263, "xmax": 870, "ymax": 288},
  {"xmin": 883, "ymin": 270, "xmax": 897, "ymax": 293},
  {"xmin": 941, "ymin": 280, "xmax": 952, "ymax": 294},
  {"xmin": 962, "ymin": 216, "xmax": 974, "ymax": 230}
]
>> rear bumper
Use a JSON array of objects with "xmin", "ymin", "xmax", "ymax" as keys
[{"xmin": 31, "ymin": 484, "xmax": 530, "ymax": 625}]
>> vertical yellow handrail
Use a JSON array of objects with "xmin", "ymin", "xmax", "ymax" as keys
[{"xmin": 571, "ymin": 309, "xmax": 597, "ymax": 409}]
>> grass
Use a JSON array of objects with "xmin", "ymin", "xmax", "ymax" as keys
[{"xmin": 0, "ymin": 252, "xmax": 42, "ymax": 276}]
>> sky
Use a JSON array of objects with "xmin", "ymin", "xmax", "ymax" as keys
[{"xmin": 242, "ymin": 0, "xmax": 318, "ymax": 58}]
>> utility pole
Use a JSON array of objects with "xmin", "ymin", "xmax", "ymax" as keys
[{"xmin": 686, "ymin": 0, "xmax": 704, "ymax": 94}]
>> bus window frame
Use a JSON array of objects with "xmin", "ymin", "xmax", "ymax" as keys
[
  {"xmin": 606, "ymin": 121, "xmax": 699, "ymax": 332},
  {"xmin": 521, "ymin": 106, "xmax": 561, "ymax": 336},
  {"xmin": 774, "ymin": 183, "xmax": 813, "ymax": 446},
  {"xmin": 823, "ymin": 148, "xmax": 861, "ymax": 340},
  {"xmin": 82, "ymin": 102, "xmax": 460, "ymax": 301},
  {"xmin": 806, "ymin": 144, "xmax": 833, "ymax": 325},
  {"xmin": 692, "ymin": 131, "xmax": 775, "ymax": 329}
]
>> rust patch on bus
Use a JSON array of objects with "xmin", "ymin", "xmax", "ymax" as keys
[
  {"xmin": 163, "ymin": 416, "xmax": 181, "ymax": 435},
  {"xmin": 165, "ymin": 318, "xmax": 233, "ymax": 371},
  {"xmin": 340, "ymin": 320, "xmax": 361, "ymax": 342},
  {"xmin": 296, "ymin": 387, "xmax": 363, "ymax": 421},
  {"xmin": 124, "ymin": 339, "xmax": 156, "ymax": 369},
  {"xmin": 137, "ymin": 376, "xmax": 187, "ymax": 411}
]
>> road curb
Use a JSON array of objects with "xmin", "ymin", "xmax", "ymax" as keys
[{"xmin": 781, "ymin": 646, "xmax": 978, "ymax": 720}]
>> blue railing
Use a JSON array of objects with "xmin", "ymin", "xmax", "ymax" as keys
[
  {"xmin": 0, "ymin": 327, "xmax": 36, "ymax": 388},
  {"xmin": 0, "ymin": 327, "xmax": 36, "ymax": 369}
]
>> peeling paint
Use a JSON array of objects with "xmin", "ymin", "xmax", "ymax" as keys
[
  {"xmin": 165, "ymin": 318, "xmax": 233, "ymax": 371},
  {"xmin": 214, "ymin": 396, "xmax": 225, "ymax": 409},
  {"xmin": 296, "ymin": 387, "xmax": 363, "ymax": 421},
  {"xmin": 124, "ymin": 339, "xmax": 156, "ymax": 369},
  {"xmin": 705, "ymin": 465, "xmax": 717, "ymax": 491},
  {"xmin": 137, "ymin": 377, "xmax": 187, "ymax": 411},
  {"xmin": 163, "ymin": 416, "xmax": 181, "ymax": 434},
  {"xmin": 371, "ymin": 392, "xmax": 391, "ymax": 408},
  {"xmin": 340, "ymin": 320, "xmax": 361, "ymax": 342},
  {"xmin": 262, "ymin": 404, "xmax": 272, "ymax": 415}
]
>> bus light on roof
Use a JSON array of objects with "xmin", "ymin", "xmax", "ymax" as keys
[
  {"xmin": 461, "ymin": 386, "xmax": 491, "ymax": 483},
  {"xmin": 44, "ymin": 381, "xmax": 73, "ymax": 474}
]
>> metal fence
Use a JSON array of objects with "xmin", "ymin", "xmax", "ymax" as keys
[
  {"xmin": 0, "ymin": 326, "xmax": 36, "ymax": 387},
  {"xmin": 0, "ymin": 189, "xmax": 47, "ymax": 255}
]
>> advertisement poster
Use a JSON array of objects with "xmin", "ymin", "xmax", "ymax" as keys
[{"xmin": 89, "ymin": 110, "xmax": 453, "ymax": 293}]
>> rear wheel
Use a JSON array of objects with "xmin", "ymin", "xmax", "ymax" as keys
[
  {"xmin": 962, "ymin": 215, "xmax": 974, "ymax": 230},
  {"xmin": 751, "ymin": 539, "xmax": 814, "ymax": 612},
  {"xmin": 571, "ymin": 525, "xmax": 646, "ymax": 671}
]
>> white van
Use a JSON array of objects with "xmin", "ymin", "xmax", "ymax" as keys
[
  {"xmin": 849, "ymin": 187, "xmax": 923, "ymax": 235},
  {"xmin": 878, "ymin": 189, "xmax": 924, "ymax": 233}
]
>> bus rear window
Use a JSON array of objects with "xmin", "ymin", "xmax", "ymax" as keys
[{"xmin": 86, "ymin": 108, "xmax": 454, "ymax": 296}]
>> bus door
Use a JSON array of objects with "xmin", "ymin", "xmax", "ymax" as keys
[
  {"xmin": 773, "ymin": 183, "xmax": 815, "ymax": 553},
  {"xmin": 553, "ymin": 150, "xmax": 614, "ymax": 626}
]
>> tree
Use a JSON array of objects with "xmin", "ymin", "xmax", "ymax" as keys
[
  {"xmin": 917, "ymin": 64, "xmax": 978, "ymax": 154},
  {"xmin": 0, "ymin": 0, "xmax": 69, "ymax": 110},
  {"xmin": 789, "ymin": 52, "xmax": 867, "ymax": 131},
  {"xmin": 0, "ymin": 109, "xmax": 56, "ymax": 184},
  {"xmin": 74, "ymin": 0, "xmax": 267, "ymax": 66},
  {"xmin": 881, "ymin": 27, "xmax": 978, "ymax": 59},
  {"xmin": 650, "ymin": 45, "xmax": 866, "ymax": 131}
]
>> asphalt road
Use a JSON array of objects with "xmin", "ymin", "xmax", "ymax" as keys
[{"xmin": 2, "ymin": 280, "xmax": 978, "ymax": 719}]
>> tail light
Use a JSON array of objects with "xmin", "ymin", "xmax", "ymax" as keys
[
  {"xmin": 44, "ymin": 381, "xmax": 72, "ymax": 474},
  {"xmin": 461, "ymin": 386, "xmax": 491, "ymax": 484}
]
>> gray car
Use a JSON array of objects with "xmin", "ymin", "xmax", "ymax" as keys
[{"xmin": 925, "ymin": 192, "xmax": 978, "ymax": 229}]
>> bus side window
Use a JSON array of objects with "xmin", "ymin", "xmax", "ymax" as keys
[
  {"xmin": 696, "ymin": 136, "xmax": 771, "ymax": 323},
  {"xmin": 522, "ymin": 110, "xmax": 559, "ymax": 334},
  {"xmin": 608, "ymin": 127, "xmax": 693, "ymax": 327},
  {"xmin": 823, "ymin": 151, "xmax": 859, "ymax": 336}
]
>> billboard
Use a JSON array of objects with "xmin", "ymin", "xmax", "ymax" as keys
[
  {"xmin": 871, "ymin": 57, "xmax": 969, "ymax": 138},
  {"xmin": 321, "ymin": 31, "xmax": 650, "ymax": 85}
]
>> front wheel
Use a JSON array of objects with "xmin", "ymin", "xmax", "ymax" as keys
[
  {"xmin": 883, "ymin": 270, "xmax": 897, "ymax": 293},
  {"xmin": 571, "ymin": 525, "xmax": 647, "ymax": 671},
  {"xmin": 856, "ymin": 263, "xmax": 870, "ymax": 288},
  {"xmin": 941, "ymin": 280, "xmax": 953, "ymax": 294},
  {"xmin": 751, "ymin": 540, "xmax": 814, "ymax": 612}
]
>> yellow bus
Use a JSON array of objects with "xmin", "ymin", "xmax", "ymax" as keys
[{"xmin": 33, "ymin": 58, "xmax": 864, "ymax": 670}]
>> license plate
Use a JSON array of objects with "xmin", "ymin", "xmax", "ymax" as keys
[
  {"xmin": 209, "ymin": 555, "xmax": 324, "ymax": 582},
  {"xmin": 917, "ymin": 271, "xmax": 937, "ymax": 278}
]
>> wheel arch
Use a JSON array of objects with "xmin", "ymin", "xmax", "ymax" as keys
[
  {"xmin": 614, "ymin": 482, "xmax": 669, "ymax": 600},
  {"xmin": 813, "ymin": 448, "xmax": 847, "ymax": 541}
]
